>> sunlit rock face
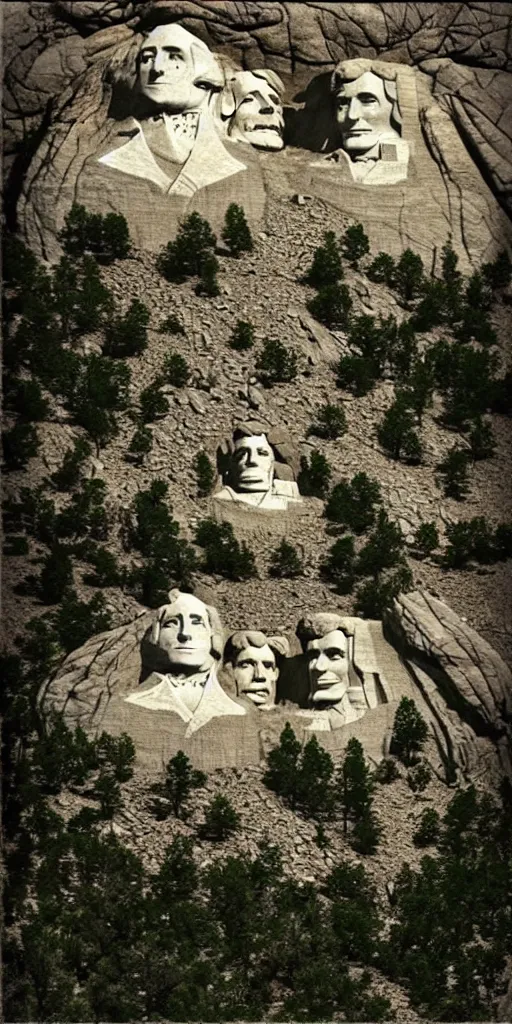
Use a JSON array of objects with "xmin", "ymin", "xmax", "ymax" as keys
[
  {"xmin": 10, "ymin": 6, "xmax": 512, "ymax": 265},
  {"xmin": 215, "ymin": 423, "xmax": 302, "ymax": 511},
  {"xmin": 223, "ymin": 631, "xmax": 290, "ymax": 710},
  {"xmin": 218, "ymin": 70, "xmax": 285, "ymax": 151}
]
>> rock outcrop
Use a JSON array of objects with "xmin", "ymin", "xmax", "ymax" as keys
[
  {"xmin": 384, "ymin": 589, "xmax": 512, "ymax": 779},
  {"xmin": 5, "ymin": 3, "xmax": 511, "ymax": 265},
  {"xmin": 39, "ymin": 588, "xmax": 510, "ymax": 780}
]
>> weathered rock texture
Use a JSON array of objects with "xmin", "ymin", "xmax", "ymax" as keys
[
  {"xmin": 39, "ymin": 588, "xmax": 508, "ymax": 781},
  {"xmin": 5, "ymin": 2, "xmax": 512, "ymax": 265},
  {"xmin": 384, "ymin": 589, "xmax": 512, "ymax": 779}
]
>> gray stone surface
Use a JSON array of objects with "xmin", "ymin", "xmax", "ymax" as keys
[
  {"xmin": 39, "ymin": 588, "xmax": 508, "ymax": 779},
  {"xmin": 384, "ymin": 589, "xmax": 512, "ymax": 778},
  {"xmin": 5, "ymin": 3, "xmax": 511, "ymax": 264}
]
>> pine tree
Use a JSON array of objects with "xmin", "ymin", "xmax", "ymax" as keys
[
  {"xmin": 83, "ymin": 547, "xmax": 122, "ymax": 588},
  {"xmin": 52, "ymin": 589, "xmax": 112, "ymax": 653},
  {"xmin": 230, "ymin": 319, "xmax": 255, "ymax": 350},
  {"xmin": 195, "ymin": 252, "xmax": 221, "ymax": 297},
  {"xmin": 367, "ymin": 251, "xmax": 396, "ymax": 287},
  {"xmin": 354, "ymin": 563, "xmax": 412, "ymax": 618},
  {"xmin": 308, "ymin": 402, "xmax": 347, "ymax": 440},
  {"xmin": 263, "ymin": 722, "xmax": 302, "ymax": 809},
  {"xmin": 441, "ymin": 237, "xmax": 461, "ymax": 291},
  {"xmin": 297, "ymin": 451, "xmax": 332, "ymax": 498},
  {"xmin": 438, "ymin": 447, "xmax": 471, "ymax": 500},
  {"xmin": 390, "ymin": 696, "xmax": 428, "ymax": 766},
  {"xmin": 159, "ymin": 313, "xmax": 184, "ymax": 335},
  {"xmin": 222, "ymin": 203, "xmax": 253, "ymax": 256},
  {"xmin": 255, "ymin": 338, "xmax": 298, "ymax": 385},
  {"xmin": 194, "ymin": 451, "xmax": 215, "ymax": 497},
  {"xmin": 128, "ymin": 425, "xmax": 153, "ymax": 464},
  {"xmin": 163, "ymin": 352, "xmax": 190, "ymax": 387},
  {"xmin": 377, "ymin": 391, "xmax": 422, "ymax": 462},
  {"xmin": 2, "ymin": 423, "xmax": 40, "ymax": 470},
  {"xmin": 482, "ymin": 249, "xmax": 512, "ymax": 290},
  {"xmin": 338, "ymin": 738, "xmax": 374, "ymax": 836},
  {"xmin": 412, "ymin": 522, "xmax": 439, "ymax": 558},
  {"xmin": 340, "ymin": 223, "xmax": 370, "ymax": 268},
  {"xmin": 304, "ymin": 231, "xmax": 343, "ymax": 287},
  {"xmin": 269, "ymin": 539, "xmax": 304, "ymax": 578},
  {"xmin": 201, "ymin": 794, "xmax": 241, "ymax": 839},
  {"xmin": 307, "ymin": 282, "xmax": 353, "ymax": 328},
  {"xmin": 413, "ymin": 807, "xmax": 440, "ymax": 847},
  {"xmin": 296, "ymin": 736, "xmax": 336, "ymax": 818},
  {"xmin": 404, "ymin": 356, "xmax": 435, "ymax": 426},
  {"xmin": 465, "ymin": 271, "xmax": 492, "ymax": 313},
  {"xmin": 394, "ymin": 249, "xmax": 424, "ymax": 302},
  {"xmin": 195, "ymin": 518, "xmax": 257, "ymax": 580},
  {"xmin": 161, "ymin": 750, "xmax": 206, "ymax": 819},
  {"xmin": 6, "ymin": 378, "xmax": 49, "ymax": 422},
  {"xmin": 351, "ymin": 809, "xmax": 381, "ymax": 854},
  {"xmin": 407, "ymin": 761, "xmax": 432, "ymax": 793},
  {"xmin": 104, "ymin": 299, "xmax": 149, "ymax": 357},
  {"xmin": 468, "ymin": 418, "xmax": 496, "ymax": 461},
  {"xmin": 321, "ymin": 535, "xmax": 356, "ymax": 594},
  {"xmin": 356, "ymin": 510, "xmax": 404, "ymax": 576},
  {"xmin": 336, "ymin": 354, "xmax": 378, "ymax": 396},
  {"xmin": 58, "ymin": 203, "xmax": 90, "ymax": 257},
  {"xmin": 157, "ymin": 212, "xmax": 217, "ymax": 281},
  {"xmin": 324, "ymin": 472, "xmax": 382, "ymax": 534},
  {"xmin": 50, "ymin": 437, "xmax": 92, "ymax": 491},
  {"xmin": 98, "ymin": 212, "xmax": 131, "ymax": 263},
  {"xmin": 39, "ymin": 546, "xmax": 74, "ymax": 604},
  {"xmin": 139, "ymin": 381, "xmax": 169, "ymax": 422}
]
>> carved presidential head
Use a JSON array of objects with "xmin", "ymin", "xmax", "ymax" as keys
[
  {"xmin": 136, "ymin": 23, "xmax": 223, "ymax": 112},
  {"xmin": 224, "ymin": 630, "xmax": 290, "ymax": 708},
  {"xmin": 219, "ymin": 420, "xmax": 298, "ymax": 495},
  {"xmin": 331, "ymin": 59, "xmax": 402, "ymax": 157},
  {"xmin": 219, "ymin": 69, "xmax": 285, "ymax": 150},
  {"xmin": 296, "ymin": 612, "xmax": 355, "ymax": 706},
  {"xmin": 150, "ymin": 588, "xmax": 224, "ymax": 674},
  {"xmin": 232, "ymin": 427, "xmax": 276, "ymax": 493}
]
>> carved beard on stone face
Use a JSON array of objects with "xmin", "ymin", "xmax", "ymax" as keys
[
  {"xmin": 336, "ymin": 70, "xmax": 397, "ymax": 157},
  {"xmin": 157, "ymin": 593, "xmax": 213, "ymax": 675},
  {"xmin": 138, "ymin": 24, "xmax": 211, "ymax": 113},
  {"xmin": 230, "ymin": 81, "xmax": 284, "ymax": 150},
  {"xmin": 232, "ymin": 433, "xmax": 275, "ymax": 493},
  {"xmin": 307, "ymin": 629, "xmax": 350, "ymax": 705},
  {"xmin": 234, "ymin": 643, "xmax": 278, "ymax": 707}
]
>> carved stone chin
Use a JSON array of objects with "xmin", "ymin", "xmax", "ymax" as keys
[
  {"xmin": 223, "ymin": 631, "xmax": 290, "ymax": 711},
  {"xmin": 215, "ymin": 480, "xmax": 301, "ymax": 511},
  {"xmin": 122, "ymin": 590, "xmax": 245, "ymax": 736},
  {"xmin": 215, "ymin": 425, "xmax": 302, "ymax": 511},
  {"xmin": 316, "ymin": 60, "xmax": 410, "ymax": 185}
]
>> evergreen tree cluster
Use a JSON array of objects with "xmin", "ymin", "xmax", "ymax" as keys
[
  {"xmin": 300, "ymin": 231, "xmax": 509, "ymax": 486},
  {"xmin": 321, "ymin": 471, "xmax": 412, "ymax": 616},
  {"xmin": 194, "ymin": 519, "xmax": 258, "ymax": 581},
  {"xmin": 122, "ymin": 480, "xmax": 198, "ymax": 606},
  {"xmin": 264, "ymin": 725, "xmax": 381, "ymax": 853},
  {"xmin": 58, "ymin": 203, "xmax": 131, "ymax": 263}
]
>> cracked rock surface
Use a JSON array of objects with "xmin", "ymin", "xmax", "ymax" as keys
[{"xmin": 4, "ymin": 2, "xmax": 512, "ymax": 253}]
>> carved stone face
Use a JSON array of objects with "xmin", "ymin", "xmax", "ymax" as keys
[
  {"xmin": 232, "ymin": 433, "xmax": 275, "ymax": 493},
  {"xmin": 307, "ymin": 629, "xmax": 350, "ymax": 705},
  {"xmin": 138, "ymin": 24, "xmax": 211, "ymax": 112},
  {"xmin": 234, "ymin": 642, "xmax": 278, "ymax": 707},
  {"xmin": 229, "ymin": 74, "xmax": 284, "ymax": 150},
  {"xmin": 335, "ymin": 71, "xmax": 396, "ymax": 156},
  {"xmin": 157, "ymin": 592, "xmax": 213, "ymax": 673}
]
